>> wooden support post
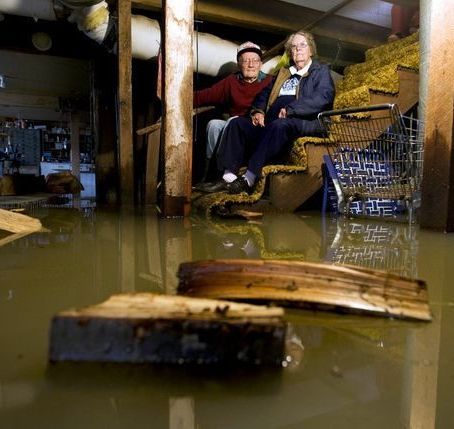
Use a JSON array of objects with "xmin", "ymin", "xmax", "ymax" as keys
[
  {"xmin": 118, "ymin": 0, "xmax": 134, "ymax": 205},
  {"xmin": 402, "ymin": 308, "xmax": 441, "ymax": 428},
  {"xmin": 401, "ymin": 229, "xmax": 448, "ymax": 427},
  {"xmin": 119, "ymin": 208, "xmax": 136, "ymax": 292},
  {"xmin": 94, "ymin": 54, "xmax": 119, "ymax": 205},
  {"xmin": 70, "ymin": 111, "xmax": 80, "ymax": 182},
  {"xmin": 162, "ymin": 0, "xmax": 194, "ymax": 217},
  {"xmin": 162, "ymin": 218, "xmax": 192, "ymax": 294},
  {"xmin": 142, "ymin": 210, "xmax": 163, "ymax": 288},
  {"xmin": 419, "ymin": 0, "xmax": 454, "ymax": 231},
  {"xmin": 169, "ymin": 398, "xmax": 195, "ymax": 429}
]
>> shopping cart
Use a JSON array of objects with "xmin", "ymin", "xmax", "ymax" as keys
[{"xmin": 318, "ymin": 104, "xmax": 424, "ymax": 220}]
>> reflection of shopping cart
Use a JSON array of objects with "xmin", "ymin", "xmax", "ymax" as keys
[{"xmin": 318, "ymin": 104, "xmax": 424, "ymax": 220}]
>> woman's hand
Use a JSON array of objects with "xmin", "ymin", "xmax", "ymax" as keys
[
  {"xmin": 251, "ymin": 112, "xmax": 265, "ymax": 127},
  {"xmin": 278, "ymin": 108, "xmax": 287, "ymax": 118}
]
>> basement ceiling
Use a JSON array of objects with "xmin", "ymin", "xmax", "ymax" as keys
[
  {"xmin": 0, "ymin": 0, "xmax": 421, "ymax": 121},
  {"xmin": 279, "ymin": 0, "xmax": 393, "ymax": 27},
  {"xmin": 0, "ymin": 0, "xmax": 421, "ymax": 69},
  {"xmin": 134, "ymin": 0, "xmax": 419, "ymax": 68}
]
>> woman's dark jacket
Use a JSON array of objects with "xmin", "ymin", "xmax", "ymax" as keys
[{"xmin": 252, "ymin": 60, "xmax": 335, "ymax": 122}]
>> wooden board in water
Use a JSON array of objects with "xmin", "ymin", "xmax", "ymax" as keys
[
  {"xmin": 49, "ymin": 293, "xmax": 286, "ymax": 366},
  {"xmin": 177, "ymin": 259, "xmax": 432, "ymax": 321},
  {"xmin": 0, "ymin": 208, "xmax": 42, "ymax": 246}
]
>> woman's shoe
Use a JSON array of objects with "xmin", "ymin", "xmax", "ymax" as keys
[{"xmin": 198, "ymin": 179, "xmax": 230, "ymax": 193}]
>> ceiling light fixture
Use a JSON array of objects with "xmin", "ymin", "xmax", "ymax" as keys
[{"xmin": 31, "ymin": 32, "xmax": 53, "ymax": 52}]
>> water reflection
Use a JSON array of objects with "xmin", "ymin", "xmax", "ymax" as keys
[
  {"xmin": 0, "ymin": 207, "xmax": 453, "ymax": 428},
  {"xmin": 323, "ymin": 216, "xmax": 419, "ymax": 278}
]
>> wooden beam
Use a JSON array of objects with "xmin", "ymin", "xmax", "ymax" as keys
[
  {"xmin": 420, "ymin": 0, "xmax": 454, "ymax": 231},
  {"xmin": 70, "ymin": 111, "xmax": 80, "ymax": 182},
  {"xmin": 118, "ymin": 0, "xmax": 134, "ymax": 205},
  {"xmin": 387, "ymin": 0, "xmax": 419, "ymax": 6},
  {"xmin": 0, "ymin": 92, "xmax": 59, "ymax": 109},
  {"xmin": 94, "ymin": 55, "xmax": 119, "ymax": 204},
  {"xmin": 162, "ymin": 0, "xmax": 193, "ymax": 217},
  {"xmin": 262, "ymin": 0, "xmax": 356, "ymax": 61}
]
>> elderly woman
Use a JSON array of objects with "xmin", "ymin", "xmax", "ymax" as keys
[{"xmin": 206, "ymin": 31, "xmax": 335, "ymax": 194}]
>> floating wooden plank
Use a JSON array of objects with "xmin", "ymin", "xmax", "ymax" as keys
[
  {"xmin": 49, "ymin": 293, "xmax": 286, "ymax": 366},
  {"xmin": 0, "ymin": 208, "xmax": 43, "ymax": 247},
  {"xmin": 0, "ymin": 208, "xmax": 42, "ymax": 234},
  {"xmin": 177, "ymin": 259, "xmax": 432, "ymax": 321}
]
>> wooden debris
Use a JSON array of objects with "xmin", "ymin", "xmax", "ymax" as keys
[
  {"xmin": 231, "ymin": 209, "xmax": 263, "ymax": 220},
  {"xmin": 49, "ymin": 293, "xmax": 286, "ymax": 366},
  {"xmin": 177, "ymin": 259, "xmax": 432, "ymax": 321},
  {"xmin": 0, "ymin": 208, "xmax": 43, "ymax": 246},
  {"xmin": 46, "ymin": 171, "xmax": 84, "ymax": 194},
  {"xmin": 0, "ymin": 208, "xmax": 42, "ymax": 233}
]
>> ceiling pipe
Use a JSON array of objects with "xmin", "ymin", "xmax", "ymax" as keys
[{"xmin": 0, "ymin": 0, "xmax": 279, "ymax": 76}]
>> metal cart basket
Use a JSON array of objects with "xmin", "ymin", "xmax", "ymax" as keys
[{"xmin": 318, "ymin": 104, "xmax": 424, "ymax": 219}]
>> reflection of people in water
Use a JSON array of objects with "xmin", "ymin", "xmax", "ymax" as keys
[
  {"xmin": 218, "ymin": 235, "xmax": 261, "ymax": 259},
  {"xmin": 283, "ymin": 325, "xmax": 305, "ymax": 370},
  {"xmin": 194, "ymin": 220, "xmax": 262, "ymax": 260}
]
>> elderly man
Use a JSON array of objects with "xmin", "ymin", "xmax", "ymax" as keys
[{"xmin": 193, "ymin": 41, "xmax": 272, "ymax": 186}]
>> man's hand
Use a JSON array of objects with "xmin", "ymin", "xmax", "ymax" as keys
[
  {"xmin": 278, "ymin": 108, "xmax": 287, "ymax": 118},
  {"xmin": 251, "ymin": 112, "xmax": 265, "ymax": 127}
]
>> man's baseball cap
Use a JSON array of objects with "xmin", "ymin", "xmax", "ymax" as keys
[{"xmin": 237, "ymin": 41, "xmax": 262, "ymax": 60}]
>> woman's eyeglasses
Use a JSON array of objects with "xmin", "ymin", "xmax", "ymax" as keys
[{"xmin": 291, "ymin": 42, "xmax": 309, "ymax": 50}]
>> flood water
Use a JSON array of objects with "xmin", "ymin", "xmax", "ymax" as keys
[{"xmin": 1, "ymin": 204, "xmax": 453, "ymax": 428}]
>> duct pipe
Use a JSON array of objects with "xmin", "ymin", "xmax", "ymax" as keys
[
  {"xmin": 0, "ymin": 0, "xmax": 57, "ymax": 21},
  {"xmin": 130, "ymin": 15, "xmax": 279, "ymax": 75},
  {"xmin": 67, "ymin": 0, "xmax": 110, "ymax": 44},
  {"xmin": 0, "ymin": 0, "xmax": 279, "ymax": 76}
]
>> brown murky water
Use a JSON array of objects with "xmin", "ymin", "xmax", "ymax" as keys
[{"xmin": 1, "ymin": 204, "xmax": 453, "ymax": 428}]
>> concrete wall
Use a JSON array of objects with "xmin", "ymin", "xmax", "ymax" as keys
[{"xmin": 0, "ymin": 50, "xmax": 90, "ymax": 121}]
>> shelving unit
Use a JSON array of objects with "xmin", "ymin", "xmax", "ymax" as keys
[
  {"xmin": 0, "ymin": 126, "xmax": 41, "ymax": 176},
  {"xmin": 1, "ymin": 120, "xmax": 95, "ymax": 198},
  {"xmin": 41, "ymin": 125, "xmax": 93, "ymax": 164}
]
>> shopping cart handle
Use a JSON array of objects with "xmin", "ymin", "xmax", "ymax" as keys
[{"xmin": 317, "ymin": 103, "xmax": 398, "ymax": 119}]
